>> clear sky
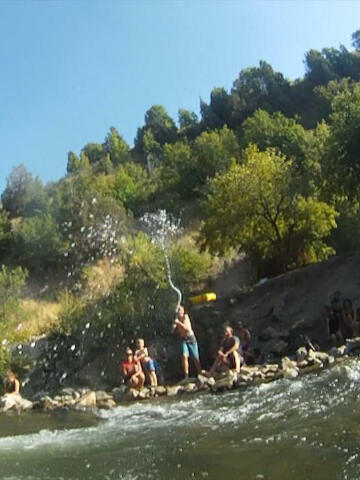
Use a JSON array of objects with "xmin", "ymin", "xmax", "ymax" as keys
[{"xmin": 1, "ymin": 0, "xmax": 359, "ymax": 193}]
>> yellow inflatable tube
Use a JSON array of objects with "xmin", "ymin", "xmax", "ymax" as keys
[{"xmin": 189, "ymin": 292, "xmax": 216, "ymax": 305}]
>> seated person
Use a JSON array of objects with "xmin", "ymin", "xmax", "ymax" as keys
[
  {"xmin": 135, "ymin": 338, "xmax": 158, "ymax": 388},
  {"xmin": 207, "ymin": 326, "xmax": 241, "ymax": 377},
  {"xmin": 342, "ymin": 299, "xmax": 359, "ymax": 338},
  {"xmin": 242, "ymin": 347, "xmax": 261, "ymax": 365},
  {"xmin": 325, "ymin": 306, "xmax": 343, "ymax": 345},
  {"xmin": 234, "ymin": 321, "xmax": 252, "ymax": 364},
  {"xmin": 121, "ymin": 347, "xmax": 145, "ymax": 390},
  {"xmin": 3, "ymin": 371, "xmax": 20, "ymax": 396}
]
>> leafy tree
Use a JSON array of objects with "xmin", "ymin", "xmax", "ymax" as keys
[
  {"xmin": 242, "ymin": 109, "xmax": 325, "ymax": 193},
  {"xmin": 112, "ymin": 162, "xmax": 155, "ymax": 212},
  {"xmin": 135, "ymin": 105, "xmax": 178, "ymax": 154},
  {"xmin": 352, "ymin": 29, "xmax": 360, "ymax": 51},
  {"xmin": 1, "ymin": 165, "xmax": 50, "ymax": 218},
  {"xmin": 67, "ymin": 151, "xmax": 81, "ymax": 174},
  {"xmin": 13, "ymin": 213, "xmax": 62, "ymax": 271},
  {"xmin": 192, "ymin": 126, "xmax": 239, "ymax": 184},
  {"xmin": 104, "ymin": 127, "xmax": 130, "ymax": 166},
  {"xmin": 81, "ymin": 143, "xmax": 105, "ymax": 166},
  {"xmin": 321, "ymin": 81, "xmax": 360, "ymax": 200},
  {"xmin": 0, "ymin": 207, "xmax": 12, "ymax": 260},
  {"xmin": 178, "ymin": 109, "xmax": 198, "ymax": 129},
  {"xmin": 200, "ymin": 146, "xmax": 337, "ymax": 276}
]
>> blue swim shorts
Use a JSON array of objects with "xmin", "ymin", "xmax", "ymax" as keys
[
  {"xmin": 143, "ymin": 359, "xmax": 155, "ymax": 371},
  {"xmin": 181, "ymin": 337, "xmax": 199, "ymax": 359}
]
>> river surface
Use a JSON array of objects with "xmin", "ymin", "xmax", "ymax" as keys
[{"xmin": 1, "ymin": 358, "xmax": 360, "ymax": 480}]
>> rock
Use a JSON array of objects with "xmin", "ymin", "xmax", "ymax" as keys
[
  {"xmin": 346, "ymin": 337, "xmax": 360, "ymax": 352},
  {"xmin": 183, "ymin": 383, "xmax": 197, "ymax": 393},
  {"xmin": 259, "ymin": 326, "xmax": 278, "ymax": 342},
  {"xmin": 212, "ymin": 371, "xmax": 237, "ymax": 392},
  {"xmin": 267, "ymin": 339, "xmax": 289, "ymax": 356},
  {"xmin": 60, "ymin": 388, "xmax": 78, "ymax": 399},
  {"xmin": 77, "ymin": 391, "xmax": 96, "ymax": 408},
  {"xmin": 296, "ymin": 347, "xmax": 308, "ymax": 362},
  {"xmin": 166, "ymin": 385, "xmax": 183, "ymax": 396},
  {"xmin": 125, "ymin": 388, "xmax": 140, "ymax": 401},
  {"xmin": 297, "ymin": 360, "xmax": 309, "ymax": 368},
  {"xmin": 112, "ymin": 386, "xmax": 128, "ymax": 403},
  {"xmin": 307, "ymin": 350, "xmax": 324, "ymax": 366},
  {"xmin": 155, "ymin": 385, "xmax": 167, "ymax": 396},
  {"xmin": 281, "ymin": 357, "xmax": 297, "ymax": 370},
  {"xmin": 95, "ymin": 390, "xmax": 113, "ymax": 402},
  {"xmin": 0, "ymin": 394, "xmax": 33, "ymax": 412},
  {"xmin": 97, "ymin": 398, "xmax": 116, "ymax": 409},
  {"xmin": 197, "ymin": 374, "xmax": 215, "ymax": 387},
  {"xmin": 34, "ymin": 395, "xmax": 60, "ymax": 411},
  {"xmin": 283, "ymin": 368, "xmax": 299, "ymax": 379},
  {"xmin": 138, "ymin": 387, "xmax": 150, "ymax": 400}
]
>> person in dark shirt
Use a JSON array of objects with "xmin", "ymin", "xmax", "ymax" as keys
[
  {"xmin": 3, "ymin": 371, "xmax": 20, "ymax": 395},
  {"xmin": 207, "ymin": 326, "xmax": 241, "ymax": 377}
]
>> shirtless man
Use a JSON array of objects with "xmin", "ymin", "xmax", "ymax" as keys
[
  {"xmin": 207, "ymin": 326, "xmax": 241, "ymax": 377},
  {"xmin": 172, "ymin": 305, "xmax": 202, "ymax": 379}
]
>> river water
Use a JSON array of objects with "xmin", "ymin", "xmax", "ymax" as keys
[{"xmin": 1, "ymin": 358, "xmax": 360, "ymax": 480}]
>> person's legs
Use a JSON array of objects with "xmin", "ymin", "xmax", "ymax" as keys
[{"xmin": 182, "ymin": 341, "xmax": 190, "ymax": 378}]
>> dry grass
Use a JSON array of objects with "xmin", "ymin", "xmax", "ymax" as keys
[{"xmin": 14, "ymin": 299, "xmax": 61, "ymax": 341}]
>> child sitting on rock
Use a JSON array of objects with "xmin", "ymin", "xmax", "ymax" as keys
[{"xmin": 135, "ymin": 338, "xmax": 158, "ymax": 388}]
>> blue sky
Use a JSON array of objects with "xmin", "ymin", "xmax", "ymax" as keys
[{"xmin": 1, "ymin": 0, "xmax": 359, "ymax": 193}]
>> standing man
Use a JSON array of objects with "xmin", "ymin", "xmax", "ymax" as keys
[{"xmin": 172, "ymin": 305, "xmax": 202, "ymax": 379}]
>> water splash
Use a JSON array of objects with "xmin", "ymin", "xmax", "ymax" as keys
[{"xmin": 140, "ymin": 210, "xmax": 182, "ymax": 310}]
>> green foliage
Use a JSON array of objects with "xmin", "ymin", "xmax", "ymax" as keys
[
  {"xmin": 0, "ymin": 208, "xmax": 12, "ymax": 260},
  {"xmin": 192, "ymin": 126, "xmax": 239, "ymax": 184},
  {"xmin": 201, "ymin": 146, "xmax": 337, "ymax": 277},
  {"xmin": 113, "ymin": 162, "xmax": 155, "ymax": 212},
  {"xmin": 135, "ymin": 105, "xmax": 178, "ymax": 155},
  {"xmin": 1, "ymin": 164, "xmax": 50, "ymax": 218},
  {"xmin": 104, "ymin": 127, "xmax": 131, "ymax": 166},
  {"xmin": 12, "ymin": 214, "xmax": 62, "ymax": 271},
  {"xmin": 0, "ymin": 265, "xmax": 28, "ymax": 322}
]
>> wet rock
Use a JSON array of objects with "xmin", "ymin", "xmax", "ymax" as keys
[
  {"xmin": 212, "ymin": 371, "xmax": 237, "ymax": 392},
  {"xmin": 95, "ymin": 390, "xmax": 113, "ymax": 402},
  {"xmin": 197, "ymin": 374, "xmax": 215, "ymax": 387},
  {"xmin": 97, "ymin": 398, "xmax": 116, "ymax": 409},
  {"xmin": 155, "ymin": 385, "xmax": 167, "ymax": 396},
  {"xmin": 346, "ymin": 337, "xmax": 360, "ymax": 352},
  {"xmin": 297, "ymin": 360, "xmax": 309, "ymax": 368},
  {"xmin": 259, "ymin": 326, "xmax": 278, "ymax": 342},
  {"xmin": 34, "ymin": 395, "xmax": 60, "ymax": 411},
  {"xmin": 166, "ymin": 385, "xmax": 183, "ymax": 396},
  {"xmin": 138, "ymin": 387, "xmax": 150, "ymax": 400},
  {"xmin": 183, "ymin": 383, "xmax": 197, "ymax": 393},
  {"xmin": 60, "ymin": 387, "xmax": 79, "ymax": 399},
  {"xmin": 281, "ymin": 356, "xmax": 299, "ymax": 379},
  {"xmin": 296, "ymin": 347, "xmax": 308, "ymax": 362},
  {"xmin": 126, "ymin": 388, "xmax": 140, "ymax": 401},
  {"xmin": 77, "ymin": 391, "xmax": 96, "ymax": 408},
  {"xmin": 112, "ymin": 386, "xmax": 128, "ymax": 403},
  {"xmin": 0, "ymin": 394, "xmax": 33, "ymax": 412}
]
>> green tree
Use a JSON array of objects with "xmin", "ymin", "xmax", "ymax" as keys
[
  {"xmin": 104, "ymin": 127, "xmax": 130, "ymax": 166},
  {"xmin": 13, "ymin": 213, "xmax": 62, "ymax": 271},
  {"xmin": 1, "ymin": 165, "xmax": 50, "ymax": 218},
  {"xmin": 201, "ymin": 146, "xmax": 337, "ymax": 276},
  {"xmin": 135, "ymin": 105, "xmax": 178, "ymax": 154},
  {"xmin": 67, "ymin": 151, "xmax": 81, "ymax": 174},
  {"xmin": 192, "ymin": 126, "xmax": 239, "ymax": 184}
]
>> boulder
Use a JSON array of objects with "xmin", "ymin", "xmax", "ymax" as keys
[
  {"xmin": 0, "ymin": 394, "xmax": 33, "ymax": 412},
  {"xmin": 259, "ymin": 326, "xmax": 278, "ymax": 342},
  {"xmin": 112, "ymin": 386, "xmax": 128, "ymax": 403},
  {"xmin": 138, "ymin": 387, "xmax": 150, "ymax": 400},
  {"xmin": 34, "ymin": 395, "xmax": 60, "ymax": 411},
  {"xmin": 95, "ymin": 391, "xmax": 113, "ymax": 402},
  {"xmin": 126, "ymin": 388, "xmax": 140, "ymax": 401},
  {"xmin": 183, "ymin": 383, "xmax": 197, "ymax": 393},
  {"xmin": 155, "ymin": 385, "xmax": 167, "ymax": 396},
  {"xmin": 97, "ymin": 398, "xmax": 116, "ymax": 409},
  {"xmin": 166, "ymin": 385, "xmax": 183, "ymax": 396},
  {"xmin": 296, "ymin": 347, "xmax": 308, "ymax": 363},
  {"xmin": 212, "ymin": 371, "xmax": 238, "ymax": 392},
  {"xmin": 77, "ymin": 391, "xmax": 96, "ymax": 408}
]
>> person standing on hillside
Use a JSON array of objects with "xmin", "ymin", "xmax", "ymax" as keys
[{"xmin": 172, "ymin": 305, "xmax": 202, "ymax": 379}]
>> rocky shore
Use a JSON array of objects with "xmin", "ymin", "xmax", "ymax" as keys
[{"xmin": 2, "ymin": 337, "xmax": 360, "ymax": 414}]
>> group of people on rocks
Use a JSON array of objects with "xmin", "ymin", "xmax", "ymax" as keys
[
  {"xmin": 121, "ymin": 338, "xmax": 159, "ymax": 390},
  {"xmin": 121, "ymin": 304, "xmax": 260, "ymax": 388},
  {"xmin": 325, "ymin": 293, "xmax": 359, "ymax": 345}
]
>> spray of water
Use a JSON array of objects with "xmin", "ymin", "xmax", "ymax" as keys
[{"xmin": 140, "ymin": 210, "xmax": 183, "ymax": 311}]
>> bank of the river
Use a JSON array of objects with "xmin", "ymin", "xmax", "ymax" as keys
[{"xmin": 2, "ymin": 337, "xmax": 360, "ymax": 415}]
